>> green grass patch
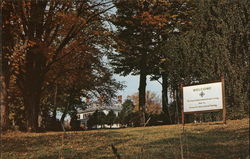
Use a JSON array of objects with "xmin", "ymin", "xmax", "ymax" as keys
[{"xmin": 1, "ymin": 118, "xmax": 249, "ymax": 159}]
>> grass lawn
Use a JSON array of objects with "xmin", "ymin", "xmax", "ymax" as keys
[{"xmin": 1, "ymin": 118, "xmax": 249, "ymax": 159}]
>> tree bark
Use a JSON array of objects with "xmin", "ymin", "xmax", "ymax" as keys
[
  {"xmin": 24, "ymin": 90, "xmax": 41, "ymax": 132},
  {"xmin": 173, "ymin": 87, "xmax": 180, "ymax": 124},
  {"xmin": 52, "ymin": 84, "xmax": 58, "ymax": 123},
  {"xmin": 60, "ymin": 103, "xmax": 69, "ymax": 123},
  {"xmin": 23, "ymin": 70, "xmax": 43, "ymax": 132},
  {"xmin": 162, "ymin": 73, "xmax": 172, "ymax": 124},
  {"xmin": 40, "ymin": 103, "xmax": 49, "ymax": 129},
  {"xmin": 139, "ymin": 69, "xmax": 147, "ymax": 126},
  {"xmin": 1, "ymin": 1, "xmax": 14, "ymax": 131},
  {"xmin": 20, "ymin": 47, "xmax": 46, "ymax": 132},
  {"xmin": 0, "ymin": 75, "xmax": 10, "ymax": 131}
]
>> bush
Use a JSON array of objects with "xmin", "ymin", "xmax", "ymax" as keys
[
  {"xmin": 46, "ymin": 118, "xmax": 62, "ymax": 131},
  {"xmin": 70, "ymin": 115, "xmax": 81, "ymax": 131},
  {"xmin": 146, "ymin": 113, "xmax": 165, "ymax": 126},
  {"xmin": 87, "ymin": 110, "xmax": 107, "ymax": 129},
  {"xmin": 106, "ymin": 110, "xmax": 116, "ymax": 128}
]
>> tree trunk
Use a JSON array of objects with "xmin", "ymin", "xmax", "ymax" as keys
[
  {"xmin": 60, "ymin": 103, "xmax": 69, "ymax": 123},
  {"xmin": 52, "ymin": 84, "xmax": 58, "ymax": 123},
  {"xmin": 40, "ymin": 104, "xmax": 49, "ymax": 129},
  {"xmin": 139, "ymin": 69, "xmax": 147, "ymax": 126},
  {"xmin": 20, "ymin": 47, "xmax": 46, "ymax": 132},
  {"xmin": 162, "ymin": 73, "xmax": 172, "ymax": 124},
  {"xmin": 174, "ymin": 87, "xmax": 180, "ymax": 124},
  {"xmin": 52, "ymin": 106, "xmax": 57, "ymax": 122},
  {"xmin": 23, "ymin": 74, "xmax": 43, "ymax": 132},
  {"xmin": 24, "ymin": 90, "xmax": 41, "ymax": 132},
  {"xmin": 2, "ymin": 3, "xmax": 13, "ymax": 131},
  {"xmin": 0, "ymin": 75, "xmax": 10, "ymax": 131}
]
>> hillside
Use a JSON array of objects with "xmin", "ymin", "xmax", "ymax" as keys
[{"xmin": 1, "ymin": 118, "xmax": 249, "ymax": 159}]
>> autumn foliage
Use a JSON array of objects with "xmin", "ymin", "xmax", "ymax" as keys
[
  {"xmin": 1, "ymin": 0, "xmax": 121, "ymax": 132},
  {"xmin": 1, "ymin": 0, "xmax": 249, "ymax": 132}
]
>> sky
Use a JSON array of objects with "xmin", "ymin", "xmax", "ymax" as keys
[
  {"xmin": 105, "ymin": 6, "xmax": 163, "ymax": 101},
  {"xmin": 113, "ymin": 74, "xmax": 162, "ymax": 101},
  {"xmin": 105, "ymin": 7, "xmax": 163, "ymax": 102}
]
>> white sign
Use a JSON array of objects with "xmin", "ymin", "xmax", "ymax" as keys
[{"xmin": 183, "ymin": 82, "xmax": 223, "ymax": 113}]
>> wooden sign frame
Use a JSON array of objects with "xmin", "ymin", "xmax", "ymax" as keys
[{"xmin": 181, "ymin": 77, "xmax": 226, "ymax": 125}]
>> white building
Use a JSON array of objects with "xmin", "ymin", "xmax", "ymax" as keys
[{"xmin": 77, "ymin": 96, "xmax": 122, "ymax": 129}]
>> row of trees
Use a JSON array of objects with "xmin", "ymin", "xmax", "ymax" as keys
[
  {"xmin": 87, "ymin": 110, "xmax": 117, "ymax": 129},
  {"xmin": 87, "ymin": 98, "xmax": 158, "ymax": 129},
  {"xmin": 87, "ymin": 96, "xmax": 223, "ymax": 130},
  {"xmin": 1, "ymin": 0, "xmax": 249, "ymax": 131},
  {"xmin": 1, "ymin": 1, "xmax": 123, "ymax": 132},
  {"xmin": 109, "ymin": 0, "xmax": 249, "ymax": 124}
]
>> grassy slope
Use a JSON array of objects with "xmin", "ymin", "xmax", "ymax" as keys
[{"xmin": 1, "ymin": 118, "xmax": 249, "ymax": 159}]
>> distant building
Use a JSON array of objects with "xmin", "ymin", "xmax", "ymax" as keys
[{"xmin": 77, "ymin": 96, "xmax": 122, "ymax": 129}]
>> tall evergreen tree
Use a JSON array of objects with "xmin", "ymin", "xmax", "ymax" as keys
[
  {"xmin": 160, "ymin": 0, "xmax": 249, "ymax": 120},
  {"xmin": 149, "ymin": 0, "xmax": 195, "ymax": 123},
  {"xmin": 187, "ymin": 0, "xmax": 250, "ymax": 118},
  {"xmin": 110, "ymin": 0, "xmax": 170, "ymax": 125}
]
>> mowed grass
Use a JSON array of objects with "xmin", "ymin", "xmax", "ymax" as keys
[{"xmin": 1, "ymin": 118, "xmax": 249, "ymax": 159}]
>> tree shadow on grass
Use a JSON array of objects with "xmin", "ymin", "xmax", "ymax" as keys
[
  {"xmin": 2, "ymin": 131, "xmax": 133, "ymax": 159},
  {"xmin": 2, "ymin": 134, "xmax": 61, "ymax": 153},
  {"xmin": 123, "ymin": 127, "xmax": 249, "ymax": 159},
  {"xmin": 2, "ymin": 126, "xmax": 249, "ymax": 159},
  {"xmin": 34, "ymin": 138, "xmax": 131, "ymax": 159}
]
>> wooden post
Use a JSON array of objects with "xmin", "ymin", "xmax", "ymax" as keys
[
  {"xmin": 182, "ymin": 111, "xmax": 185, "ymax": 126},
  {"xmin": 221, "ymin": 76, "xmax": 226, "ymax": 124},
  {"xmin": 180, "ymin": 83, "xmax": 185, "ymax": 126}
]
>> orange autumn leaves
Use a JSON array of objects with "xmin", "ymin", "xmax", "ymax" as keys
[
  {"xmin": 123, "ymin": 11, "xmax": 168, "ymax": 28},
  {"xmin": 140, "ymin": 11, "xmax": 167, "ymax": 28}
]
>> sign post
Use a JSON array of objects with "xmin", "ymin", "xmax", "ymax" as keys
[
  {"xmin": 180, "ymin": 83, "xmax": 184, "ymax": 126},
  {"xmin": 221, "ymin": 77, "xmax": 226, "ymax": 124},
  {"xmin": 182, "ymin": 78, "xmax": 226, "ymax": 125}
]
